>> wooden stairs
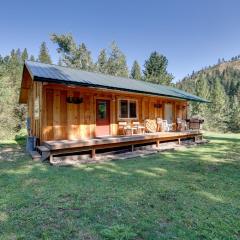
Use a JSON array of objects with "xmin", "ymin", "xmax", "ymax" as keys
[
  {"xmin": 30, "ymin": 145, "xmax": 51, "ymax": 161},
  {"xmin": 29, "ymin": 150, "xmax": 41, "ymax": 161}
]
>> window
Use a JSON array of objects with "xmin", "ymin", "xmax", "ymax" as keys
[
  {"xmin": 120, "ymin": 100, "xmax": 128, "ymax": 118},
  {"xmin": 98, "ymin": 101, "xmax": 107, "ymax": 119},
  {"xmin": 129, "ymin": 101, "xmax": 137, "ymax": 118},
  {"xmin": 119, "ymin": 99, "xmax": 137, "ymax": 119}
]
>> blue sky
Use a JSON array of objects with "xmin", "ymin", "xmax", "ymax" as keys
[{"xmin": 1, "ymin": 0, "xmax": 240, "ymax": 81}]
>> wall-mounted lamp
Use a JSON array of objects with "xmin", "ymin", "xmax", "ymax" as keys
[{"xmin": 154, "ymin": 103, "xmax": 162, "ymax": 108}]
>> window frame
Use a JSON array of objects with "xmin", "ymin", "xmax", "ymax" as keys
[{"xmin": 118, "ymin": 98, "xmax": 138, "ymax": 120}]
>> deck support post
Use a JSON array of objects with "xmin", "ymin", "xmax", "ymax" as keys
[
  {"xmin": 49, "ymin": 154, "xmax": 53, "ymax": 163},
  {"xmin": 156, "ymin": 140, "xmax": 160, "ymax": 148},
  {"xmin": 131, "ymin": 144, "xmax": 134, "ymax": 152},
  {"xmin": 178, "ymin": 138, "xmax": 181, "ymax": 145},
  {"xmin": 91, "ymin": 148, "xmax": 96, "ymax": 160}
]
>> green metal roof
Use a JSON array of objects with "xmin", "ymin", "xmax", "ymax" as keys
[{"xmin": 25, "ymin": 61, "xmax": 209, "ymax": 102}]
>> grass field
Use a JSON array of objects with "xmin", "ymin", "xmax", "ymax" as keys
[{"xmin": 0, "ymin": 132, "xmax": 240, "ymax": 239}]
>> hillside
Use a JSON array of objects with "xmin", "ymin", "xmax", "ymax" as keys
[
  {"xmin": 179, "ymin": 59, "xmax": 240, "ymax": 85},
  {"xmin": 212, "ymin": 59, "xmax": 240, "ymax": 72},
  {"xmin": 177, "ymin": 58, "xmax": 240, "ymax": 132}
]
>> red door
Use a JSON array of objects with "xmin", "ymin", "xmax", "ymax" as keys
[{"xmin": 96, "ymin": 99, "xmax": 110, "ymax": 137}]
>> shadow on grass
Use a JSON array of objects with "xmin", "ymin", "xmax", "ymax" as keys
[{"xmin": 205, "ymin": 134, "xmax": 240, "ymax": 143}]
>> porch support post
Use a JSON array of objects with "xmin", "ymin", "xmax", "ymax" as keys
[
  {"xmin": 131, "ymin": 144, "xmax": 134, "ymax": 152},
  {"xmin": 178, "ymin": 138, "xmax": 181, "ymax": 145},
  {"xmin": 91, "ymin": 148, "xmax": 96, "ymax": 159},
  {"xmin": 156, "ymin": 140, "xmax": 160, "ymax": 148},
  {"xmin": 49, "ymin": 154, "xmax": 53, "ymax": 163}
]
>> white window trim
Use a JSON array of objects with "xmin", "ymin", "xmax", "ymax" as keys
[{"xmin": 118, "ymin": 99, "xmax": 138, "ymax": 120}]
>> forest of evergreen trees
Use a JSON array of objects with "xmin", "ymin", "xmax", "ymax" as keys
[
  {"xmin": 0, "ymin": 33, "xmax": 239, "ymax": 139},
  {"xmin": 178, "ymin": 62, "xmax": 240, "ymax": 132}
]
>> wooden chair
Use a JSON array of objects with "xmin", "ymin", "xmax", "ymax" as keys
[
  {"xmin": 162, "ymin": 120, "xmax": 173, "ymax": 132},
  {"xmin": 176, "ymin": 118, "xmax": 182, "ymax": 131},
  {"xmin": 145, "ymin": 119, "xmax": 157, "ymax": 133},
  {"xmin": 181, "ymin": 120, "xmax": 187, "ymax": 131},
  {"xmin": 132, "ymin": 121, "xmax": 145, "ymax": 134},
  {"xmin": 118, "ymin": 121, "xmax": 128, "ymax": 135},
  {"xmin": 176, "ymin": 118, "xmax": 187, "ymax": 131},
  {"xmin": 118, "ymin": 121, "xmax": 137, "ymax": 135},
  {"xmin": 156, "ymin": 118, "xmax": 163, "ymax": 132}
]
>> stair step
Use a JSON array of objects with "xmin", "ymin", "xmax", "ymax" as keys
[
  {"xmin": 37, "ymin": 145, "xmax": 50, "ymax": 152},
  {"xmin": 30, "ymin": 151, "xmax": 41, "ymax": 160}
]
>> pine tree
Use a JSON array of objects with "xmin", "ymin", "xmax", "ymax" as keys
[
  {"xmin": 209, "ymin": 78, "xmax": 228, "ymax": 131},
  {"xmin": 190, "ymin": 76, "xmax": 210, "ymax": 129},
  {"xmin": 96, "ymin": 49, "xmax": 108, "ymax": 74},
  {"xmin": 228, "ymin": 96, "xmax": 240, "ymax": 132},
  {"xmin": 21, "ymin": 48, "xmax": 28, "ymax": 62},
  {"xmin": 78, "ymin": 43, "xmax": 93, "ymax": 70},
  {"xmin": 0, "ymin": 49, "xmax": 26, "ymax": 138},
  {"xmin": 192, "ymin": 76, "xmax": 210, "ymax": 114},
  {"xmin": 51, "ymin": 33, "xmax": 93, "ymax": 70},
  {"xmin": 29, "ymin": 55, "xmax": 35, "ymax": 61},
  {"xmin": 130, "ymin": 60, "xmax": 142, "ymax": 80},
  {"xmin": 143, "ymin": 51, "xmax": 173, "ymax": 85},
  {"xmin": 16, "ymin": 49, "xmax": 21, "ymax": 62},
  {"xmin": 38, "ymin": 42, "xmax": 52, "ymax": 64},
  {"xmin": 106, "ymin": 41, "xmax": 129, "ymax": 77}
]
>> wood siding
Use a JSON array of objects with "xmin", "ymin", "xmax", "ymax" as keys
[
  {"xmin": 38, "ymin": 83, "xmax": 188, "ymax": 142},
  {"xmin": 27, "ymin": 80, "xmax": 43, "ymax": 140}
]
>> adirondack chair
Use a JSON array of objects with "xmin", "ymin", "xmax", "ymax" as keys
[{"xmin": 145, "ymin": 119, "xmax": 157, "ymax": 133}]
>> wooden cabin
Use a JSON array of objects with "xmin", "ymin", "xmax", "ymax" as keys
[{"xmin": 19, "ymin": 61, "xmax": 208, "ymax": 161}]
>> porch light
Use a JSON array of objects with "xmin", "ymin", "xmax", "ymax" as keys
[{"xmin": 154, "ymin": 103, "xmax": 162, "ymax": 108}]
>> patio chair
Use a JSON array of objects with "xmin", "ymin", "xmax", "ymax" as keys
[
  {"xmin": 162, "ymin": 120, "xmax": 173, "ymax": 132},
  {"xmin": 118, "ymin": 121, "xmax": 128, "ymax": 135},
  {"xmin": 145, "ymin": 119, "xmax": 157, "ymax": 133},
  {"xmin": 118, "ymin": 121, "xmax": 137, "ymax": 135},
  {"xmin": 132, "ymin": 121, "xmax": 145, "ymax": 134},
  {"xmin": 156, "ymin": 118, "xmax": 163, "ymax": 132},
  {"xmin": 176, "ymin": 118, "xmax": 188, "ymax": 131}
]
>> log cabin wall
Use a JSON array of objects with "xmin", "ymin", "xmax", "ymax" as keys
[{"xmin": 40, "ymin": 83, "xmax": 188, "ymax": 142}]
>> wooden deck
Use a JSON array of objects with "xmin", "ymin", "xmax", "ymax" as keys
[{"xmin": 39, "ymin": 130, "xmax": 202, "ymax": 161}]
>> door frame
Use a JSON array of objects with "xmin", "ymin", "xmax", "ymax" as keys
[
  {"xmin": 95, "ymin": 98, "xmax": 111, "ymax": 137},
  {"xmin": 164, "ymin": 102, "xmax": 173, "ymax": 123}
]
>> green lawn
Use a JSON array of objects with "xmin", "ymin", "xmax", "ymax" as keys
[{"xmin": 0, "ymin": 133, "xmax": 240, "ymax": 240}]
